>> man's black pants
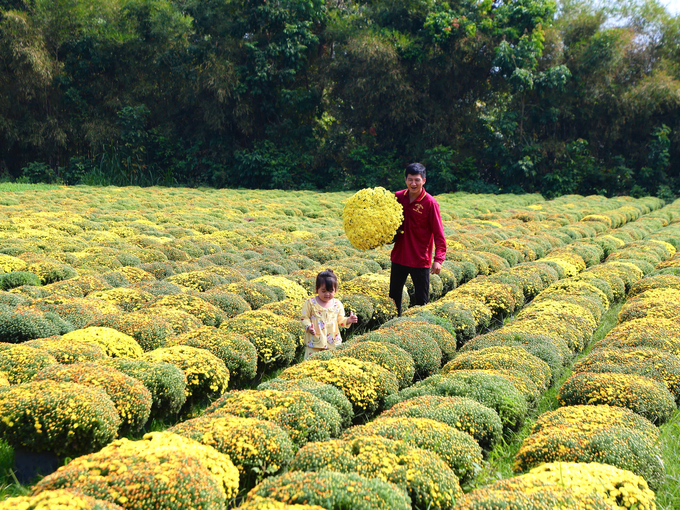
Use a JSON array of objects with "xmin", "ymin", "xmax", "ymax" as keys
[{"xmin": 389, "ymin": 262, "xmax": 430, "ymax": 316}]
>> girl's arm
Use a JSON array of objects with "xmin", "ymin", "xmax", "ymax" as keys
[
  {"xmin": 337, "ymin": 301, "xmax": 357, "ymax": 327},
  {"xmin": 300, "ymin": 300, "xmax": 318, "ymax": 336}
]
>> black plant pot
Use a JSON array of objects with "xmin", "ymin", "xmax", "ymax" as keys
[{"xmin": 12, "ymin": 448, "xmax": 62, "ymax": 484}]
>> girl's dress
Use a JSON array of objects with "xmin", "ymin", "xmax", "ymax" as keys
[{"xmin": 300, "ymin": 297, "xmax": 351, "ymax": 357}]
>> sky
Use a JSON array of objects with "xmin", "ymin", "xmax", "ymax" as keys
[{"xmin": 662, "ymin": 0, "xmax": 680, "ymax": 14}]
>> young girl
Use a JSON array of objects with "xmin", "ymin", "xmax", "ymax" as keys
[{"xmin": 300, "ymin": 269, "xmax": 358, "ymax": 360}]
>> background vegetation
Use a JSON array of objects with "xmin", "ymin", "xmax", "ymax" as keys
[{"xmin": 0, "ymin": 0, "xmax": 678, "ymax": 197}]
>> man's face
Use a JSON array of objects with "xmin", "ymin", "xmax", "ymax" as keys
[{"xmin": 406, "ymin": 174, "xmax": 426, "ymax": 195}]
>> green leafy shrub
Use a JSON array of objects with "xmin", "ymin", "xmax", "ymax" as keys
[
  {"xmin": 227, "ymin": 281, "xmax": 279, "ymax": 309},
  {"xmin": 342, "ymin": 417, "xmax": 482, "ymax": 482},
  {"xmin": 0, "ymin": 380, "xmax": 120, "ymax": 457},
  {"xmin": 26, "ymin": 261, "xmax": 77, "ymax": 284},
  {"xmin": 204, "ymin": 389, "xmax": 342, "ymax": 446},
  {"xmin": 99, "ymin": 357, "xmax": 187, "ymax": 418},
  {"xmin": 201, "ymin": 290, "xmax": 252, "ymax": 317},
  {"xmin": 220, "ymin": 314, "xmax": 296, "ymax": 369},
  {"xmin": 34, "ymin": 362, "xmax": 152, "ymax": 434},
  {"xmin": 384, "ymin": 372, "xmax": 528, "ymax": 431},
  {"xmin": 313, "ymin": 340, "xmax": 415, "ymax": 389},
  {"xmin": 169, "ymin": 414, "xmax": 296, "ymax": 484},
  {"xmin": 289, "ymin": 435, "xmax": 462, "ymax": 510},
  {"xmin": 380, "ymin": 320, "xmax": 457, "ymax": 365},
  {"xmin": 146, "ymin": 294, "xmax": 226, "ymax": 326},
  {"xmin": 380, "ymin": 395, "xmax": 502, "ymax": 450},
  {"xmin": 33, "ymin": 432, "xmax": 239, "ymax": 509},
  {"xmin": 0, "ymin": 307, "xmax": 72, "ymax": 343},
  {"xmin": 0, "ymin": 344, "xmax": 58, "ymax": 384},
  {"xmin": 245, "ymin": 470, "xmax": 411, "ymax": 510},
  {"xmin": 142, "ymin": 345, "xmax": 230, "ymax": 414},
  {"xmin": 0, "ymin": 489, "xmax": 125, "ymax": 510},
  {"xmin": 354, "ymin": 329, "xmax": 441, "ymax": 379},
  {"xmin": 24, "ymin": 337, "xmax": 107, "ymax": 364},
  {"xmin": 61, "ymin": 327, "xmax": 144, "ymax": 358},
  {"xmin": 258, "ymin": 377, "xmax": 354, "ymax": 427},
  {"xmin": 557, "ymin": 372, "xmax": 676, "ymax": 424},
  {"xmin": 279, "ymin": 357, "xmax": 398, "ymax": 416},
  {"xmin": 170, "ymin": 326, "xmax": 258, "ymax": 385},
  {"xmin": 0, "ymin": 271, "xmax": 42, "ymax": 290}
]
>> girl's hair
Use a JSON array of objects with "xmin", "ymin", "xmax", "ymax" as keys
[{"xmin": 315, "ymin": 269, "xmax": 338, "ymax": 292}]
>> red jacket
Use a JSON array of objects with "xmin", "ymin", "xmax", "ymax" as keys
[{"xmin": 391, "ymin": 188, "xmax": 447, "ymax": 268}]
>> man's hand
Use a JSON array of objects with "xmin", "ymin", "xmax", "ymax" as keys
[{"xmin": 431, "ymin": 261, "xmax": 442, "ymax": 275}]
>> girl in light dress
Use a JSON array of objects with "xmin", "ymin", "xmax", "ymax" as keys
[{"xmin": 300, "ymin": 269, "xmax": 358, "ymax": 360}]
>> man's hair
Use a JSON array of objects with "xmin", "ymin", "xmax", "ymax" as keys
[
  {"xmin": 405, "ymin": 163, "xmax": 426, "ymax": 179},
  {"xmin": 315, "ymin": 269, "xmax": 338, "ymax": 292}
]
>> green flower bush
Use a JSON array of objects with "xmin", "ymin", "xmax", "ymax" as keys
[
  {"xmin": 148, "ymin": 294, "xmax": 226, "ymax": 326},
  {"xmin": 279, "ymin": 357, "xmax": 398, "ymax": 415},
  {"xmin": 459, "ymin": 331, "xmax": 566, "ymax": 380},
  {"xmin": 515, "ymin": 425, "xmax": 665, "ymax": 490},
  {"xmin": 227, "ymin": 281, "xmax": 279, "ymax": 309},
  {"xmin": 221, "ymin": 313, "xmax": 296, "ymax": 369},
  {"xmin": 0, "ymin": 271, "xmax": 42, "ymax": 290},
  {"xmin": 170, "ymin": 326, "xmax": 258, "ymax": 385},
  {"xmin": 0, "ymin": 345, "xmax": 58, "ymax": 384},
  {"xmin": 0, "ymin": 307, "xmax": 72, "ymax": 343},
  {"xmin": 404, "ymin": 303, "xmax": 477, "ymax": 345},
  {"xmin": 355, "ymin": 329, "xmax": 441, "ymax": 379},
  {"xmin": 342, "ymin": 187, "xmax": 403, "ymax": 251},
  {"xmin": 134, "ymin": 307, "xmax": 203, "ymax": 336},
  {"xmin": 340, "ymin": 273, "xmax": 402, "ymax": 324},
  {"xmin": 31, "ymin": 296, "xmax": 110, "ymax": 329},
  {"xmin": 88, "ymin": 288, "xmax": 155, "ymax": 312},
  {"xmin": 204, "ymin": 389, "xmax": 342, "ymax": 446},
  {"xmin": 93, "ymin": 311, "xmax": 174, "ymax": 351},
  {"xmin": 380, "ymin": 320, "xmax": 457, "ymax": 365},
  {"xmin": 342, "ymin": 417, "xmax": 482, "ymax": 482},
  {"xmin": 258, "ymin": 377, "xmax": 354, "ymax": 427},
  {"xmin": 165, "ymin": 270, "xmax": 227, "ymax": 291},
  {"xmin": 573, "ymin": 348, "xmax": 680, "ymax": 399},
  {"xmin": 0, "ymin": 489, "xmax": 125, "ymax": 510},
  {"xmin": 24, "ymin": 337, "xmax": 107, "ymax": 364},
  {"xmin": 245, "ymin": 470, "xmax": 411, "ymax": 510},
  {"xmin": 169, "ymin": 414, "xmax": 296, "ymax": 482},
  {"xmin": 34, "ymin": 363, "xmax": 152, "ymax": 434},
  {"xmin": 290, "ymin": 435, "xmax": 462, "ymax": 510},
  {"xmin": 557, "ymin": 371, "xmax": 676, "ymax": 424},
  {"xmin": 26, "ymin": 261, "xmax": 77, "ymax": 284},
  {"xmin": 237, "ymin": 499, "xmax": 325, "ymax": 510},
  {"xmin": 385, "ymin": 372, "xmax": 528, "ymax": 431},
  {"xmin": 201, "ymin": 289, "xmax": 252, "ymax": 317},
  {"xmin": 99, "ymin": 357, "xmax": 187, "ymax": 417},
  {"xmin": 443, "ymin": 346, "xmax": 551, "ymax": 393},
  {"xmin": 380, "ymin": 395, "xmax": 502, "ymax": 450},
  {"xmin": 313, "ymin": 340, "xmax": 415, "ymax": 389},
  {"xmin": 142, "ymin": 345, "xmax": 229, "ymax": 414},
  {"xmin": 33, "ymin": 432, "xmax": 239, "ymax": 509},
  {"xmin": 61, "ymin": 327, "xmax": 144, "ymax": 358},
  {"xmin": 530, "ymin": 405, "xmax": 659, "ymax": 441},
  {"xmin": 0, "ymin": 380, "xmax": 120, "ymax": 457}
]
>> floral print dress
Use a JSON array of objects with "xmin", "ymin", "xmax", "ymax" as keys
[{"xmin": 300, "ymin": 297, "xmax": 351, "ymax": 354}]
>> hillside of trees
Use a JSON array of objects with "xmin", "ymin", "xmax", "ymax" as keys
[{"xmin": 0, "ymin": 0, "xmax": 678, "ymax": 197}]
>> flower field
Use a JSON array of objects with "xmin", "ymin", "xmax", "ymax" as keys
[{"xmin": 1, "ymin": 185, "xmax": 680, "ymax": 509}]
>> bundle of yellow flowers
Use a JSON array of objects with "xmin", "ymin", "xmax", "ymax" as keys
[
  {"xmin": 33, "ymin": 432, "xmax": 239, "ymax": 509},
  {"xmin": 0, "ymin": 254, "xmax": 27, "ymax": 273},
  {"xmin": 290, "ymin": 435, "xmax": 462, "ymax": 509},
  {"xmin": 279, "ymin": 357, "xmax": 398, "ymax": 414},
  {"xmin": 342, "ymin": 187, "xmax": 403, "ymax": 251},
  {"xmin": 33, "ymin": 362, "xmax": 152, "ymax": 434},
  {"xmin": 61, "ymin": 327, "xmax": 144, "ymax": 358},
  {"xmin": 0, "ymin": 489, "xmax": 124, "ymax": 510},
  {"xmin": 342, "ymin": 417, "xmax": 482, "ymax": 482},
  {"xmin": 0, "ymin": 380, "xmax": 120, "ymax": 457},
  {"xmin": 204, "ymin": 389, "xmax": 343, "ymax": 446},
  {"xmin": 169, "ymin": 414, "xmax": 296, "ymax": 482},
  {"xmin": 142, "ymin": 345, "xmax": 230, "ymax": 413}
]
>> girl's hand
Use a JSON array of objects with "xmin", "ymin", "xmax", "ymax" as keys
[
  {"xmin": 348, "ymin": 312, "xmax": 358, "ymax": 324},
  {"xmin": 307, "ymin": 324, "xmax": 319, "ymax": 337}
]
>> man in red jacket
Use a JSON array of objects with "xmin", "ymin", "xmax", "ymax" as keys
[{"xmin": 389, "ymin": 163, "xmax": 447, "ymax": 316}]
